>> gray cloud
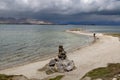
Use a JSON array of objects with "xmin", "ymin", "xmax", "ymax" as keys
[
  {"xmin": 0, "ymin": 0, "xmax": 120, "ymax": 24},
  {"xmin": 0, "ymin": 0, "xmax": 120, "ymax": 14}
]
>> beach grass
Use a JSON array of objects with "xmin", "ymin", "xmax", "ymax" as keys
[
  {"xmin": 49, "ymin": 75, "xmax": 64, "ymax": 80},
  {"xmin": 0, "ymin": 74, "xmax": 14, "ymax": 80},
  {"xmin": 82, "ymin": 63, "xmax": 120, "ymax": 80}
]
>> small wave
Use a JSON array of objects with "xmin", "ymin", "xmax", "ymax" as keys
[
  {"xmin": 1, "ymin": 44, "xmax": 10, "ymax": 47},
  {"xmin": 16, "ymin": 46, "xmax": 28, "ymax": 51},
  {"xmin": 0, "ymin": 25, "xmax": 94, "ymax": 70}
]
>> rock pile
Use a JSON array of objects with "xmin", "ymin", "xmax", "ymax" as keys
[{"xmin": 46, "ymin": 45, "xmax": 75, "ymax": 74}]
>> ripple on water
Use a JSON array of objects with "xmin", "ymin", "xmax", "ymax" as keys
[{"xmin": 0, "ymin": 25, "xmax": 94, "ymax": 70}]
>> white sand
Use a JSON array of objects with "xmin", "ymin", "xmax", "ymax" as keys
[{"xmin": 0, "ymin": 31, "xmax": 120, "ymax": 80}]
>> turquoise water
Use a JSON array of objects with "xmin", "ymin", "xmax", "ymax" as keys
[
  {"xmin": 0, "ymin": 25, "xmax": 93, "ymax": 69},
  {"xmin": 0, "ymin": 25, "xmax": 120, "ymax": 69}
]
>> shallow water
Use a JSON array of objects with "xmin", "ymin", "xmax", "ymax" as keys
[
  {"xmin": 0, "ymin": 25, "xmax": 120, "ymax": 69},
  {"xmin": 0, "ymin": 25, "xmax": 93, "ymax": 69}
]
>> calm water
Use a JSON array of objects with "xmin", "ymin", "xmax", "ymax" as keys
[
  {"xmin": 0, "ymin": 25, "xmax": 92, "ymax": 69},
  {"xmin": 0, "ymin": 25, "xmax": 120, "ymax": 69}
]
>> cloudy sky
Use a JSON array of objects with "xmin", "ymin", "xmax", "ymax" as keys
[{"xmin": 0, "ymin": 0, "xmax": 120, "ymax": 24}]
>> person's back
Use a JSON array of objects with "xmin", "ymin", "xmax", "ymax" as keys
[{"xmin": 93, "ymin": 33, "xmax": 96, "ymax": 37}]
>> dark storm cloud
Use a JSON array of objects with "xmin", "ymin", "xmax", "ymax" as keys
[{"xmin": 0, "ymin": 0, "xmax": 120, "ymax": 23}]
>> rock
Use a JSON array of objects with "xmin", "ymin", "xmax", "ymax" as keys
[
  {"xmin": 46, "ymin": 59, "xmax": 75, "ymax": 73},
  {"xmin": 49, "ymin": 59, "xmax": 56, "ymax": 67},
  {"xmin": 112, "ymin": 78, "xmax": 117, "ymax": 80},
  {"xmin": 55, "ymin": 59, "xmax": 75, "ymax": 72},
  {"xmin": 81, "ymin": 77, "xmax": 91, "ymax": 80},
  {"xmin": 43, "ymin": 45, "xmax": 75, "ymax": 74},
  {"xmin": 48, "ymin": 66, "xmax": 56, "ymax": 72},
  {"xmin": 63, "ymin": 60, "xmax": 75, "ymax": 71},
  {"xmin": 56, "ymin": 61, "xmax": 64, "ymax": 72},
  {"xmin": 58, "ymin": 45, "xmax": 67, "ymax": 60}
]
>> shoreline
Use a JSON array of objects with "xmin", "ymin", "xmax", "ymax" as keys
[
  {"xmin": 0, "ymin": 30, "xmax": 94, "ymax": 71},
  {"xmin": 0, "ymin": 53, "xmax": 57, "ymax": 70},
  {"xmin": 0, "ymin": 30, "xmax": 120, "ymax": 80}
]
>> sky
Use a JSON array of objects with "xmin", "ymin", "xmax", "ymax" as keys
[{"xmin": 0, "ymin": 0, "xmax": 120, "ymax": 24}]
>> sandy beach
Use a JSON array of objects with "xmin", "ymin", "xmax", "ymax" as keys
[{"xmin": 0, "ymin": 30, "xmax": 120, "ymax": 80}]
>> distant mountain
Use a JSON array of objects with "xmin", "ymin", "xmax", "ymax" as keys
[
  {"xmin": 0, "ymin": 17, "xmax": 53, "ymax": 25},
  {"xmin": 60, "ymin": 21, "xmax": 120, "ymax": 25}
]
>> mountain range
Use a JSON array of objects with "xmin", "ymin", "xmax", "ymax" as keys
[{"xmin": 0, "ymin": 17, "xmax": 53, "ymax": 25}]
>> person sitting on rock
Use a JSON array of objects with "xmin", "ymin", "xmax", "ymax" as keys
[{"xmin": 58, "ymin": 45, "xmax": 67, "ymax": 60}]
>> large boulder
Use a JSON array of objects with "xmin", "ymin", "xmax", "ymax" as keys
[
  {"xmin": 55, "ymin": 59, "xmax": 75, "ymax": 72},
  {"xmin": 47, "ymin": 58, "xmax": 75, "ymax": 73}
]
